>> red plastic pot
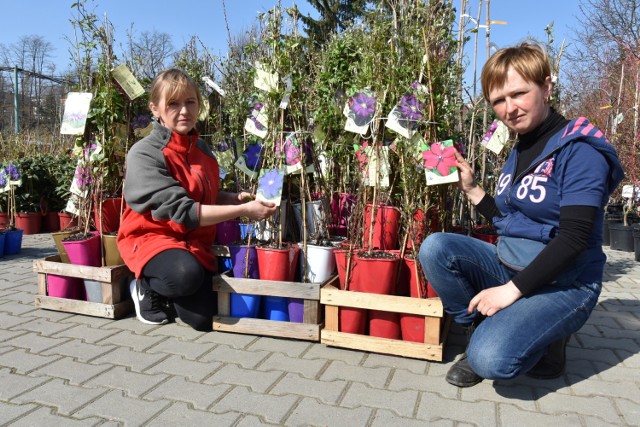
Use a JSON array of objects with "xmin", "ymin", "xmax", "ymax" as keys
[
  {"xmin": 356, "ymin": 251, "xmax": 401, "ymax": 339},
  {"xmin": 400, "ymin": 256, "xmax": 429, "ymax": 343},
  {"xmin": 256, "ymin": 245, "xmax": 300, "ymax": 281},
  {"xmin": 362, "ymin": 204, "xmax": 401, "ymax": 250},
  {"xmin": 41, "ymin": 212, "xmax": 60, "ymax": 233},
  {"xmin": 15, "ymin": 212, "xmax": 41, "ymax": 235},
  {"xmin": 93, "ymin": 197, "xmax": 123, "ymax": 234},
  {"xmin": 58, "ymin": 212, "xmax": 78, "ymax": 231}
]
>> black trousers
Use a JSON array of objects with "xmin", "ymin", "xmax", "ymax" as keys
[{"xmin": 141, "ymin": 249, "xmax": 215, "ymax": 331}]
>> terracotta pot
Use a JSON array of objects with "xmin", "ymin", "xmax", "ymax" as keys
[
  {"xmin": 41, "ymin": 212, "xmax": 60, "ymax": 233},
  {"xmin": 363, "ymin": 204, "xmax": 401, "ymax": 250},
  {"xmin": 93, "ymin": 197, "xmax": 123, "ymax": 234},
  {"xmin": 15, "ymin": 212, "xmax": 41, "ymax": 235},
  {"xmin": 58, "ymin": 212, "xmax": 78, "ymax": 231},
  {"xmin": 0, "ymin": 212, "xmax": 10, "ymax": 230}
]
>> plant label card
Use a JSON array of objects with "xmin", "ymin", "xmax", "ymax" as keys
[
  {"xmin": 385, "ymin": 89, "xmax": 425, "ymax": 139},
  {"xmin": 60, "ymin": 92, "xmax": 93, "ymax": 135},
  {"xmin": 234, "ymin": 141, "xmax": 262, "ymax": 180},
  {"xmin": 423, "ymin": 139, "xmax": 460, "ymax": 186},
  {"xmin": 202, "ymin": 76, "xmax": 225, "ymax": 97},
  {"xmin": 365, "ymin": 145, "xmax": 390, "ymax": 188},
  {"xmin": 244, "ymin": 109, "xmax": 269, "ymax": 139},
  {"xmin": 481, "ymin": 120, "xmax": 509, "ymax": 154},
  {"xmin": 256, "ymin": 168, "xmax": 285, "ymax": 206},
  {"xmin": 344, "ymin": 90, "xmax": 376, "ymax": 135},
  {"xmin": 254, "ymin": 62, "xmax": 279, "ymax": 92},
  {"xmin": 276, "ymin": 133, "xmax": 315, "ymax": 175},
  {"xmin": 279, "ymin": 76, "xmax": 293, "ymax": 109},
  {"xmin": 111, "ymin": 64, "xmax": 145, "ymax": 100}
]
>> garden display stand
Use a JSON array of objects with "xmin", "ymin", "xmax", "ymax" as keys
[
  {"xmin": 212, "ymin": 245, "xmax": 326, "ymax": 341},
  {"xmin": 320, "ymin": 283, "xmax": 449, "ymax": 361},
  {"xmin": 33, "ymin": 255, "xmax": 133, "ymax": 319}
]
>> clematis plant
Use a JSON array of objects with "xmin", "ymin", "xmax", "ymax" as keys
[{"xmin": 0, "ymin": 162, "xmax": 22, "ymax": 229}]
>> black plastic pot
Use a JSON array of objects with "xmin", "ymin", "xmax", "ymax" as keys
[
  {"xmin": 603, "ymin": 214, "xmax": 622, "ymax": 246},
  {"xmin": 609, "ymin": 222, "xmax": 635, "ymax": 252},
  {"xmin": 633, "ymin": 224, "xmax": 640, "ymax": 262}
]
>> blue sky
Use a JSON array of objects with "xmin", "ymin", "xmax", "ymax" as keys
[{"xmin": 1, "ymin": 0, "xmax": 581, "ymax": 86}]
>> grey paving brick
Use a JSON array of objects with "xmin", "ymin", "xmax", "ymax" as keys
[
  {"xmin": 4, "ymin": 406, "xmax": 105, "ymax": 426},
  {"xmin": 200, "ymin": 343, "xmax": 270, "ymax": 368},
  {"xmin": 320, "ymin": 360, "xmax": 392, "ymax": 388},
  {"xmin": 84, "ymin": 365, "xmax": 169, "ymax": 398},
  {"xmin": 235, "ymin": 414, "xmax": 281, "ymax": 426},
  {"xmin": 146, "ymin": 336, "xmax": 215, "ymax": 360},
  {"xmin": 213, "ymin": 386, "xmax": 299, "ymax": 424},
  {"xmin": 74, "ymin": 389, "xmax": 170, "ymax": 424},
  {"xmin": 144, "ymin": 376, "xmax": 231, "ymax": 410},
  {"xmin": 371, "ymin": 409, "xmax": 455, "ymax": 427},
  {"xmin": 0, "ymin": 402, "xmax": 38, "ymax": 425},
  {"xmin": 196, "ymin": 329, "xmax": 258, "ymax": 348},
  {"xmin": 0, "ymin": 347, "xmax": 61, "ymax": 374},
  {"xmin": 5, "ymin": 331, "xmax": 70, "ymax": 353},
  {"xmin": 41, "ymin": 338, "xmax": 116, "ymax": 362},
  {"xmin": 341, "ymin": 382, "xmax": 419, "ymax": 417},
  {"xmin": 498, "ymin": 403, "xmax": 582, "ymax": 426},
  {"xmin": 146, "ymin": 321, "xmax": 209, "ymax": 341},
  {"xmin": 362, "ymin": 352, "xmax": 429, "ymax": 375},
  {"xmin": 247, "ymin": 336, "xmax": 313, "ymax": 357},
  {"xmin": 416, "ymin": 391, "xmax": 497, "ymax": 425},
  {"xmin": 0, "ymin": 367, "xmax": 49, "ymax": 401},
  {"xmin": 11, "ymin": 377, "xmax": 107, "ymax": 415},
  {"xmin": 97, "ymin": 329, "xmax": 167, "ymax": 351},
  {"xmin": 257, "ymin": 351, "xmax": 327, "ymax": 378},
  {"xmin": 536, "ymin": 393, "xmax": 623, "ymax": 424},
  {"xmin": 91, "ymin": 346, "xmax": 167, "ymax": 372},
  {"xmin": 614, "ymin": 397, "xmax": 640, "ymax": 427},
  {"xmin": 145, "ymin": 353, "xmax": 222, "ymax": 381},
  {"xmin": 0, "ymin": 311, "xmax": 31, "ymax": 329},
  {"xmin": 568, "ymin": 376, "xmax": 640, "ymax": 400},
  {"xmin": 52, "ymin": 324, "xmax": 120, "ymax": 343},
  {"xmin": 302, "ymin": 343, "xmax": 366, "ymax": 365},
  {"xmin": 270, "ymin": 372, "xmax": 348, "ymax": 404},
  {"xmin": 387, "ymin": 366, "xmax": 459, "ymax": 399},
  {"xmin": 10, "ymin": 316, "xmax": 74, "ymax": 336},
  {"xmin": 204, "ymin": 363, "xmax": 282, "ymax": 392},
  {"xmin": 465, "ymin": 381, "xmax": 538, "ymax": 411},
  {"xmin": 284, "ymin": 397, "xmax": 373, "ymax": 427},
  {"xmin": 0, "ymin": 329, "xmax": 28, "ymax": 344},
  {"xmin": 147, "ymin": 401, "xmax": 241, "ymax": 426},
  {"xmin": 0, "ymin": 301, "xmax": 37, "ymax": 316},
  {"xmin": 31, "ymin": 356, "xmax": 111, "ymax": 384}
]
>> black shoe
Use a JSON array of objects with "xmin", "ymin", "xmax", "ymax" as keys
[
  {"xmin": 446, "ymin": 353, "xmax": 484, "ymax": 387},
  {"xmin": 526, "ymin": 336, "xmax": 569, "ymax": 379},
  {"xmin": 130, "ymin": 279, "xmax": 169, "ymax": 325},
  {"xmin": 161, "ymin": 298, "xmax": 177, "ymax": 322}
]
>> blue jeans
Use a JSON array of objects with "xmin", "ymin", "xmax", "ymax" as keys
[{"xmin": 418, "ymin": 232, "xmax": 601, "ymax": 379}]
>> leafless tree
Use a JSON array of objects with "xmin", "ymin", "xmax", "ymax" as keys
[{"xmin": 125, "ymin": 28, "xmax": 174, "ymax": 81}]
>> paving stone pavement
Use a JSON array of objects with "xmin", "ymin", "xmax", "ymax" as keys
[{"xmin": 0, "ymin": 233, "xmax": 638, "ymax": 426}]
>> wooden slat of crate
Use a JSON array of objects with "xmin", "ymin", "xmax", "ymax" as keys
[
  {"xmin": 212, "ymin": 272, "xmax": 332, "ymax": 341},
  {"xmin": 320, "ymin": 283, "xmax": 448, "ymax": 361},
  {"xmin": 33, "ymin": 255, "xmax": 133, "ymax": 319}
]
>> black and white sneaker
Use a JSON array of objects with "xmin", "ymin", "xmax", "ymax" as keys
[{"xmin": 130, "ymin": 279, "xmax": 169, "ymax": 325}]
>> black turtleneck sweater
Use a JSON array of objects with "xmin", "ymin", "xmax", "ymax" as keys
[{"xmin": 476, "ymin": 109, "xmax": 598, "ymax": 295}]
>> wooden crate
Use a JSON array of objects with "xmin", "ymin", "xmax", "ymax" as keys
[
  {"xmin": 320, "ymin": 282, "xmax": 449, "ymax": 361},
  {"xmin": 212, "ymin": 271, "xmax": 329, "ymax": 342},
  {"xmin": 33, "ymin": 255, "xmax": 134, "ymax": 319}
]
